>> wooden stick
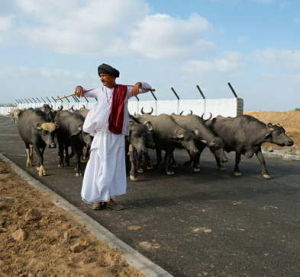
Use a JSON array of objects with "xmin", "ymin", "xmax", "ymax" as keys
[
  {"xmin": 53, "ymin": 93, "xmax": 76, "ymax": 101},
  {"xmin": 53, "ymin": 86, "xmax": 155, "ymax": 101}
]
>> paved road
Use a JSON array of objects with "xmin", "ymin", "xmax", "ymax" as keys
[{"xmin": 1, "ymin": 116, "xmax": 300, "ymax": 277}]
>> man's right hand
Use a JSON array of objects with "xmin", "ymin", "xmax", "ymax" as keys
[{"xmin": 75, "ymin": 85, "xmax": 85, "ymax": 97}]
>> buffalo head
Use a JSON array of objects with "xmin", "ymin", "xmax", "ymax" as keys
[
  {"xmin": 266, "ymin": 123, "xmax": 294, "ymax": 146},
  {"xmin": 35, "ymin": 122, "xmax": 57, "ymax": 148}
]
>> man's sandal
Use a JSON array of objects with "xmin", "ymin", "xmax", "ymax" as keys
[
  {"xmin": 107, "ymin": 199, "xmax": 125, "ymax": 211},
  {"xmin": 87, "ymin": 202, "xmax": 107, "ymax": 210}
]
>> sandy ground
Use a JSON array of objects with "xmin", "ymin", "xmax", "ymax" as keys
[
  {"xmin": 245, "ymin": 110, "xmax": 300, "ymax": 152},
  {"xmin": 0, "ymin": 160, "xmax": 145, "ymax": 277}
]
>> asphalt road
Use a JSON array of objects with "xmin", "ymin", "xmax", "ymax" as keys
[{"xmin": 1, "ymin": 115, "xmax": 300, "ymax": 277}]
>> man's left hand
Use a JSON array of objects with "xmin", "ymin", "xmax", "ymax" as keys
[{"xmin": 131, "ymin": 82, "xmax": 142, "ymax": 96}]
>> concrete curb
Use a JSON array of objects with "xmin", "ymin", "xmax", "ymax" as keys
[{"xmin": 0, "ymin": 153, "xmax": 173, "ymax": 277}]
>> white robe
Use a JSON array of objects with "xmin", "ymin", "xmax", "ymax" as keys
[{"xmin": 81, "ymin": 83, "xmax": 151, "ymax": 203}]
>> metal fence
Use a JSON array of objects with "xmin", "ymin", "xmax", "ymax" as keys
[{"xmin": 0, "ymin": 83, "xmax": 243, "ymax": 117}]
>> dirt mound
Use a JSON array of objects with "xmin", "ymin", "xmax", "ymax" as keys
[
  {"xmin": 245, "ymin": 110, "xmax": 300, "ymax": 151},
  {"xmin": 0, "ymin": 161, "xmax": 145, "ymax": 277}
]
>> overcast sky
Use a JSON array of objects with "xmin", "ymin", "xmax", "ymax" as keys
[{"xmin": 0, "ymin": 0, "xmax": 300, "ymax": 110}]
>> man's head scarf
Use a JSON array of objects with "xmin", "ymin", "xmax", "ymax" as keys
[{"xmin": 98, "ymin": 63, "xmax": 120, "ymax": 78}]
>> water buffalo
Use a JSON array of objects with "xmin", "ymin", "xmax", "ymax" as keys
[
  {"xmin": 17, "ymin": 109, "xmax": 57, "ymax": 176},
  {"xmin": 171, "ymin": 114, "xmax": 228, "ymax": 171},
  {"xmin": 55, "ymin": 110, "xmax": 92, "ymax": 176},
  {"xmin": 127, "ymin": 116, "xmax": 155, "ymax": 181},
  {"xmin": 206, "ymin": 115, "xmax": 294, "ymax": 178},
  {"xmin": 136, "ymin": 113, "xmax": 199, "ymax": 175}
]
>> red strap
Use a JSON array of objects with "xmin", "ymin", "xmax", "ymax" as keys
[{"xmin": 108, "ymin": 85, "xmax": 127, "ymax": 134}]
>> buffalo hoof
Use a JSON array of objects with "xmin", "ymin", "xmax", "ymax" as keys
[
  {"xmin": 166, "ymin": 170, "xmax": 175, "ymax": 176},
  {"xmin": 137, "ymin": 168, "xmax": 144, "ymax": 174},
  {"xmin": 218, "ymin": 167, "xmax": 227, "ymax": 171},
  {"xmin": 262, "ymin": 174, "xmax": 272, "ymax": 179},
  {"xmin": 38, "ymin": 165, "xmax": 46, "ymax": 176},
  {"xmin": 146, "ymin": 165, "xmax": 153, "ymax": 170},
  {"xmin": 75, "ymin": 172, "xmax": 82, "ymax": 177},
  {"xmin": 193, "ymin": 167, "xmax": 201, "ymax": 173},
  {"xmin": 233, "ymin": 171, "xmax": 242, "ymax": 177},
  {"xmin": 129, "ymin": 175, "xmax": 138, "ymax": 181}
]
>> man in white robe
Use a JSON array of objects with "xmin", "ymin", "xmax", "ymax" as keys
[{"xmin": 75, "ymin": 63, "xmax": 153, "ymax": 210}]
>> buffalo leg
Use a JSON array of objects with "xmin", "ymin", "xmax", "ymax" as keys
[
  {"xmin": 83, "ymin": 145, "xmax": 90, "ymax": 161},
  {"xmin": 155, "ymin": 148, "xmax": 162, "ymax": 166},
  {"xmin": 57, "ymin": 140, "xmax": 64, "ymax": 168},
  {"xmin": 256, "ymin": 149, "xmax": 271, "ymax": 179},
  {"xmin": 25, "ymin": 143, "xmax": 32, "ymax": 167},
  {"xmin": 165, "ymin": 149, "xmax": 175, "ymax": 175},
  {"xmin": 33, "ymin": 146, "xmax": 46, "ymax": 176},
  {"xmin": 144, "ymin": 152, "xmax": 153, "ymax": 170},
  {"xmin": 169, "ymin": 151, "xmax": 177, "ymax": 168},
  {"xmin": 139, "ymin": 151, "xmax": 153, "ymax": 171},
  {"xmin": 29, "ymin": 145, "xmax": 34, "ymax": 165},
  {"xmin": 128, "ymin": 145, "xmax": 138, "ymax": 181},
  {"xmin": 71, "ymin": 139, "xmax": 83, "ymax": 176},
  {"xmin": 137, "ymin": 152, "xmax": 145, "ymax": 173},
  {"xmin": 233, "ymin": 151, "xmax": 242, "ymax": 176},
  {"xmin": 74, "ymin": 149, "xmax": 83, "ymax": 176},
  {"xmin": 64, "ymin": 144, "xmax": 70, "ymax": 166},
  {"xmin": 190, "ymin": 152, "xmax": 200, "ymax": 172},
  {"xmin": 194, "ymin": 143, "xmax": 205, "ymax": 169}
]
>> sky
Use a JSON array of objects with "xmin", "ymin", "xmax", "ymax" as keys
[{"xmin": 0, "ymin": 0, "xmax": 300, "ymax": 110}]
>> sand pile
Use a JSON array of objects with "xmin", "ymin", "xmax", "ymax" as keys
[{"xmin": 0, "ymin": 161, "xmax": 145, "ymax": 277}]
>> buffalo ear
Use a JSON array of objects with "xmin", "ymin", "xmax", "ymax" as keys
[
  {"xmin": 144, "ymin": 121, "xmax": 153, "ymax": 131},
  {"xmin": 35, "ymin": 123, "xmax": 43, "ymax": 130},
  {"xmin": 265, "ymin": 123, "xmax": 274, "ymax": 138},
  {"xmin": 267, "ymin": 123, "xmax": 274, "ymax": 131}
]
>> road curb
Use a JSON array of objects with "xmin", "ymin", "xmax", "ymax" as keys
[{"xmin": 0, "ymin": 153, "xmax": 173, "ymax": 277}]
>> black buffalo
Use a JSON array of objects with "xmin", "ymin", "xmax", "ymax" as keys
[
  {"xmin": 136, "ymin": 113, "xmax": 199, "ymax": 175},
  {"xmin": 206, "ymin": 115, "xmax": 294, "ymax": 178},
  {"xmin": 55, "ymin": 110, "xmax": 92, "ymax": 176},
  {"xmin": 127, "ymin": 116, "xmax": 155, "ymax": 181},
  {"xmin": 17, "ymin": 109, "xmax": 57, "ymax": 176}
]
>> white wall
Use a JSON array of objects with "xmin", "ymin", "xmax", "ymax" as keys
[
  {"xmin": 128, "ymin": 98, "xmax": 244, "ymax": 117},
  {"xmin": 0, "ymin": 97, "xmax": 243, "ymax": 118},
  {"xmin": 0, "ymin": 106, "xmax": 16, "ymax": 116}
]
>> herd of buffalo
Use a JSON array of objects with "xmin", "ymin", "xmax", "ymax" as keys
[{"xmin": 9, "ymin": 104, "xmax": 294, "ymax": 180}]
